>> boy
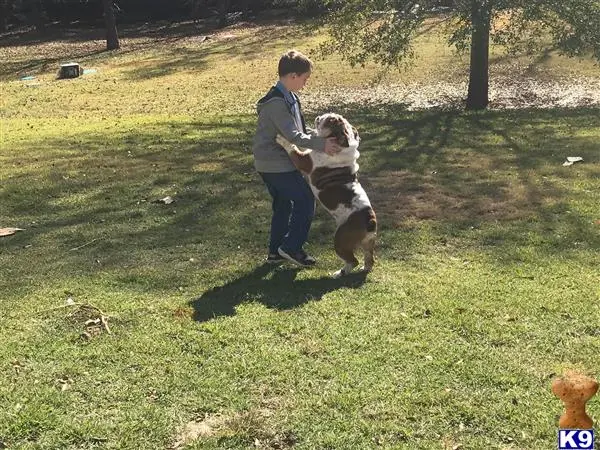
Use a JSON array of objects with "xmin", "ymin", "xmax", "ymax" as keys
[{"xmin": 252, "ymin": 49, "xmax": 341, "ymax": 267}]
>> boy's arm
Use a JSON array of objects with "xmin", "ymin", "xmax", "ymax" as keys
[{"xmin": 264, "ymin": 100, "xmax": 327, "ymax": 152}]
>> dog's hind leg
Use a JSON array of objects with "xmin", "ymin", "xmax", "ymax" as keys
[
  {"xmin": 333, "ymin": 224, "xmax": 361, "ymax": 278},
  {"xmin": 361, "ymin": 233, "xmax": 376, "ymax": 272}
]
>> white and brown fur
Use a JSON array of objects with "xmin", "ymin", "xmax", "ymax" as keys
[{"xmin": 276, "ymin": 113, "xmax": 377, "ymax": 277}]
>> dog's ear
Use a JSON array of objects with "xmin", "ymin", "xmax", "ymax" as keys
[
  {"xmin": 336, "ymin": 118, "xmax": 350, "ymax": 147},
  {"xmin": 351, "ymin": 126, "xmax": 360, "ymax": 143}
]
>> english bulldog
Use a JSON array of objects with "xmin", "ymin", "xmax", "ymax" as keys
[{"xmin": 276, "ymin": 113, "xmax": 377, "ymax": 277}]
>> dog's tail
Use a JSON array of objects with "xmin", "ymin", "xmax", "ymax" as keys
[
  {"xmin": 366, "ymin": 218, "xmax": 377, "ymax": 233},
  {"xmin": 364, "ymin": 207, "xmax": 377, "ymax": 233}
]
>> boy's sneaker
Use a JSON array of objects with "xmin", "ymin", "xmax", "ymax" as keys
[
  {"xmin": 266, "ymin": 253, "xmax": 286, "ymax": 264},
  {"xmin": 277, "ymin": 247, "xmax": 317, "ymax": 267}
]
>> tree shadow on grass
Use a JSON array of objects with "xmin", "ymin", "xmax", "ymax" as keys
[
  {"xmin": 0, "ymin": 19, "xmax": 311, "ymax": 80},
  {"xmin": 1, "ymin": 107, "xmax": 599, "ymax": 299},
  {"xmin": 189, "ymin": 264, "xmax": 367, "ymax": 322}
]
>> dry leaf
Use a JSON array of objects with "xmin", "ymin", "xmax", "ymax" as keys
[
  {"xmin": 80, "ymin": 331, "xmax": 92, "ymax": 340},
  {"xmin": 0, "ymin": 227, "xmax": 25, "ymax": 237},
  {"xmin": 57, "ymin": 377, "xmax": 73, "ymax": 391},
  {"xmin": 12, "ymin": 360, "xmax": 24, "ymax": 373},
  {"xmin": 86, "ymin": 325, "xmax": 103, "ymax": 337},
  {"xmin": 154, "ymin": 196, "xmax": 175, "ymax": 204},
  {"xmin": 563, "ymin": 156, "xmax": 584, "ymax": 166}
]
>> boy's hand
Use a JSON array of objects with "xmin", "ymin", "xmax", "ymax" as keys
[{"xmin": 324, "ymin": 137, "xmax": 342, "ymax": 156}]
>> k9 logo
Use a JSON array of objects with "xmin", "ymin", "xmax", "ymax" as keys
[{"xmin": 558, "ymin": 429, "xmax": 594, "ymax": 450}]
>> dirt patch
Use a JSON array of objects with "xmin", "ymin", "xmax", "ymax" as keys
[
  {"xmin": 365, "ymin": 169, "xmax": 547, "ymax": 226},
  {"xmin": 171, "ymin": 409, "xmax": 298, "ymax": 449},
  {"xmin": 171, "ymin": 413, "xmax": 225, "ymax": 448},
  {"xmin": 172, "ymin": 305, "xmax": 194, "ymax": 320}
]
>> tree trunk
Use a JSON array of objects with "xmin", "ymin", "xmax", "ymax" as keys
[
  {"xmin": 466, "ymin": 0, "xmax": 491, "ymax": 110},
  {"xmin": 217, "ymin": 0, "xmax": 230, "ymax": 27},
  {"xmin": 191, "ymin": 0, "xmax": 204, "ymax": 23},
  {"xmin": 0, "ymin": 0, "xmax": 7, "ymax": 33},
  {"xmin": 30, "ymin": 0, "xmax": 45, "ymax": 31},
  {"xmin": 238, "ymin": 0, "xmax": 250, "ymax": 13},
  {"xmin": 103, "ymin": 0, "xmax": 120, "ymax": 50}
]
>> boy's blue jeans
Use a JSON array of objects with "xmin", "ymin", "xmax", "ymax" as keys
[{"xmin": 259, "ymin": 170, "xmax": 315, "ymax": 255}]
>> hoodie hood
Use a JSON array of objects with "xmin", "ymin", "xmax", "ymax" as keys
[{"xmin": 256, "ymin": 86, "xmax": 285, "ymax": 114}]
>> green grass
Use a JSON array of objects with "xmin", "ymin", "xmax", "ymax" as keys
[{"xmin": 1, "ymin": 19, "xmax": 600, "ymax": 450}]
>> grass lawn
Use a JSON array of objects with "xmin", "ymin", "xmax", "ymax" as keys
[{"xmin": 1, "ymin": 18, "xmax": 599, "ymax": 450}]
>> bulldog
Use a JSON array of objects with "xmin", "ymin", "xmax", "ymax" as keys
[{"xmin": 276, "ymin": 113, "xmax": 377, "ymax": 277}]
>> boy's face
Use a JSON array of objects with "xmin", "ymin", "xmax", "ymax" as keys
[{"xmin": 286, "ymin": 71, "xmax": 311, "ymax": 92}]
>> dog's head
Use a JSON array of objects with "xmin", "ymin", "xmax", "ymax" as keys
[{"xmin": 314, "ymin": 113, "xmax": 359, "ymax": 148}]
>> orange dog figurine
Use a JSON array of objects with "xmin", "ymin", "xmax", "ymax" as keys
[{"xmin": 552, "ymin": 371, "xmax": 598, "ymax": 429}]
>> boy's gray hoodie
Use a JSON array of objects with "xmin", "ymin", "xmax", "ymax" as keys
[{"xmin": 252, "ymin": 86, "xmax": 327, "ymax": 173}]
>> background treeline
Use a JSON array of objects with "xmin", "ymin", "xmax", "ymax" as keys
[
  {"xmin": 0, "ymin": 0, "xmax": 334, "ymax": 31},
  {"xmin": 0, "ymin": 0, "xmax": 459, "ymax": 32}
]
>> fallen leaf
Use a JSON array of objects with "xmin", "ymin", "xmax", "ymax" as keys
[
  {"xmin": 80, "ymin": 331, "xmax": 92, "ymax": 340},
  {"xmin": 57, "ymin": 377, "xmax": 73, "ymax": 391},
  {"xmin": 373, "ymin": 435, "xmax": 384, "ymax": 445},
  {"xmin": 154, "ymin": 196, "xmax": 175, "ymax": 204},
  {"xmin": 12, "ymin": 360, "xmax": 24, "ymax": 373},
  {"xmin": 0, "ymin": 227, "xmax": 25, "ymax": 237},
  {"xmin": 563, "ymin": 156, "xmax": 584, "ymax": 166}
]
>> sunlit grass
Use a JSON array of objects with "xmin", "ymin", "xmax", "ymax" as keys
[{"xmin": 1, "ymin": 18, "xmax": 599, "ymax": 450}]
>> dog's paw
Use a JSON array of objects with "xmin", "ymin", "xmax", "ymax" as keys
[
  {"xmin": 332, "ymin": 269, "xmax": 345, "ymax": 279},
  {"xmin": 276, "ymin": 134, "xmax": 290, "ymax": 148},
  {"xmin": 332, "ymin": 266, "xmax": 355, "ymax": 278}
]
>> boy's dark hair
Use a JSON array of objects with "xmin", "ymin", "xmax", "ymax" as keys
[{"xmin": 278, "ymin": 50, "xmax": 313, "ymax": 77}]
